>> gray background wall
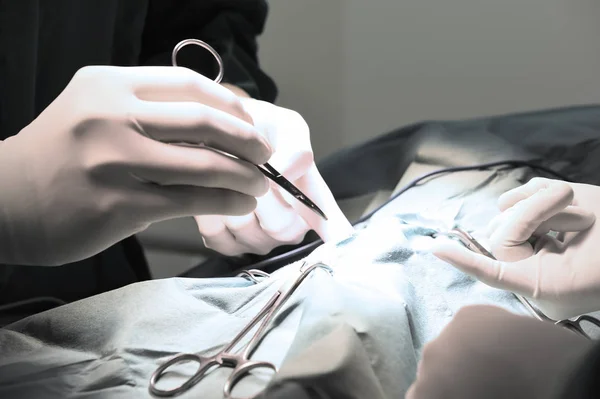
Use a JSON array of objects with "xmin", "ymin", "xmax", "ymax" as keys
[
  {"xmin": 258, "ymin": 0, "xmax": 600, "ymax": 161},
  {"xmin": 143, "ymin": 0, "xmax": 600, "ymax": 278}
]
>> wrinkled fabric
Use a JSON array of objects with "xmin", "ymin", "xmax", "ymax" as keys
[
  {"xmin": 184, "ymin": 104, "xmax": 600, "ymax": 277},
  {"xmin": 0, "ymin": 167, "xmax": 534, "ymax": 399},
  {"xmin": 3, "ymin": 105, "xmax": 600, "ymax": 398}
]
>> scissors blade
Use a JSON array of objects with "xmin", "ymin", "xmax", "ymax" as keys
[
  {"xmin": 446, "ymin": 228, "xmax": 495, "ymax": 258},
  {"xmin": 172, "ymin": 40, "xmax": 327, "ymax": 221},
  {"xmin": 258, "ymin": 163, "xmax": 328, "ymax": 221}
]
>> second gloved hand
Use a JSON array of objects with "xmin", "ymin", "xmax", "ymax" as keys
[
  {"xmin": 194, "ymin": 99, "xmax": 353, "ymax": 256},
  {"xmin": 432, "ymin": 177, "xmax": 599, "ymax": 320}
]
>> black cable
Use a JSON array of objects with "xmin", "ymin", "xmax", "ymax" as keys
[
  {"xmin": 0, "ymin": 296, "xmax": 67, "ymax": 313},
  {"xmin": 0, "ymin": 159, "xmax": 569, "ymax": 315},
  {"xmin": 242, "ymin": 159, "xmax": 570, "ymax": 272},
  {"xmin": 355, "ymin": 159, "xmax": 571, "ymax": 224}
]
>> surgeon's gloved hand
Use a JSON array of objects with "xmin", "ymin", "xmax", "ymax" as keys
[
  {"xmin": 0, "ymin": 66, "xmax": 273, "ymax": 266},
  {"xmin": 406, "ymin": 305, "xmax": 592, "ymax": 399},
  {"xmin": 194, "ymin": 98, "xmax": 353, "ymax": 256},
  {"xmin": 432, "ymin": 177, "xmax": 599, "ymax": 320}
]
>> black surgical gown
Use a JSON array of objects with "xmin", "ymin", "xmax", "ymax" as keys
[{"xmin": 0, "ymin": 0, "xmax": 277, "ymax": 320}]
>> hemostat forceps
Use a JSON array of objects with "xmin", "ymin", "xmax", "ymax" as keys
[
  {"xmin": 443, "ymin": 227, "xmax": 600, "ymax": 340},
  {"xmin": 171, "ymin": 38, "xmax": 328, "ymax": 221},
  {"xmin": 149, "ymin": 262, "xmax": 333, "ymax": 398}
]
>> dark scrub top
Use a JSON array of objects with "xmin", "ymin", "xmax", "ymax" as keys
[{"xmin": 0, "ymin": 0, "xmax": 277, "ymax": 321}]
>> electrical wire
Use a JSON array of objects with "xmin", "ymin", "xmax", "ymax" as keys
[
  {"xmin": 0, "ymin": 160, "xmax": 570, "ymax": 315},
  {"xmin": 0, "ymin": 296, "xmax": 67, "ymax": 313},
  {"xmin": 242, "ymin": 159, "xmax": 571, "ymax": 272}
]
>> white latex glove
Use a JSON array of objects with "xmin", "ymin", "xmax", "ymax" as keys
[
  {"xmin": 432, "ymin": 177, "xmax": 599, "ymax": 320},
  {"xmin": 406, "ymin": 305, "xmax": 592, "ymax": 399},
  {"xmin": 0, "ymin": 66, "xmax": 273, "ymax": 266},
  {"xmin": 194, "ymin": 98, "xmax": 353, "ymax": 256}
]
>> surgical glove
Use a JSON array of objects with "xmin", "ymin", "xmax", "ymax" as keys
[
  {"xmin": 432, "ymin": 177, "xmax": 599, "ymax": 320},
  {"xmin": 406, "ymin": 305, "xmax": 592, "ymax": 399},
  {"xmin": 194, "ymin": 98, "xmax": 353, "ymax": 256},
  {"xmin": 0, "ymin": 66, "xmax": 272, "ymax": 266}
]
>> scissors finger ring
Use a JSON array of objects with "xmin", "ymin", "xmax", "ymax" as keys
[
  {"xmin": 150, "ymin": 353, "xmax": 218, "ymax": 397},
  {"xmin": 224, "ymin": 360, "xmax": 277, "ymax": 398},
  {"xmin": 169, "ymin": 38, "xmax": 328, "ymax": 221},
  {"xmin": 171, "ymin": 38, "xmax": 225, "ymax": 83}
]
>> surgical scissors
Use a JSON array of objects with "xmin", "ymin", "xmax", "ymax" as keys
[
  {"xmin": 443, "ymin": 227, "xmax": 600, "ymax": 339},
  {"xmin": 171, "ymin": 38, "xmax": 328, "ymax": 221},
  {"xmin": 149, "ymin": 262, "xmax": 333, "ymax": 398}
]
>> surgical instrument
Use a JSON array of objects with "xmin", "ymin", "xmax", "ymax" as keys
[
  {"xmin": 149, "ymin": 261, "xmax": 334, "ymax": 398},
  {"xmin": 230, "ymin": 160, "xmax": 570, "ymax": 275},
  {"xmin": 171, "ymin": 38, "xmax": 328, "ymax": 221},
  {"xmin": 443, "ymin": 227, "xmax": 600, "ymax": 340}
]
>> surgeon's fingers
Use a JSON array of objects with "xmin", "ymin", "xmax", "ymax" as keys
[
  {"xmin": 269, "ymin": 150, "xmax": 313, "ymax": 182},
  {"xmin": 220, "ymin": 189, "xmax": 309, "ymax": 254},
  {"xmin": 195, "ymin": 188, "xmax": 311, "ymax": 257},
  {"xmin": 129, "ymin": 139, "xmax": 269, "ymax": 197},
  {"xmin": 254, "ymin": 187, "xmax": 310, "ymax": 244},
  {"xmin": 432, "ymin": 239, "xmax": 538, "ymax": 298},
  {"xmin": 486, "ymin": 196, "xmax": 593, "ymax": 261},
  {"xmin": 225, "ymin": 214, "xmax": 283, "ymax": 255},
  {"xmin": 487, "ymin": 208, "xmax": 540, "ymax": 261},
  {"xmin": 127, "ymin": 66, "xmax": 253, "ymax": 124},
  {"xmin": 222, "ymin": 215, "xmax": 277, "ymax": 256},
  {"xmin": 487, "ymin": 205, "xmax": 595, "ymax": 239},
  {"xmin": 247, "ymin": 106, "xmax": 314, "ymax": 179},
  {"xmin": 135, "ymin": 184, "xmax": 258, "ymax": 222},
  {"xmin": 488, "ymin": 208, "xmax": 593, "ymax": 262},
  {"xmin": 286, "ymin": 165, "xmax": 354, "ymax": 243},
  {"xmin": 135, "ymin": 100, "xmax": 272, "ymax": 165},
  {"xmin": 533, "ymin": 205, "xmax": 596, "ymax": 235},
  {"xmin": 195, "ymin": 215, "xmax": 250, "ymax": 256},
  {"xmin": 491, "ymin": 180, "xmax": 574, "ymax": 244},
  {"xmin": 487, "ymin": 184, "xmax": 571, "ymax": 261},
  {"xmin": 486, "ymin": 209, "xmax": 512, "ymax": 238},
  {"xmin": 497, "ymin": 178, "xmax": 572, "ymax": 212},
  {"xmin": 196, "ymin": 213, "xmax": 282, "ymax": 256}
]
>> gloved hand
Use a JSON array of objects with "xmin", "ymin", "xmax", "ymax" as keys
[
  {"xmin": 406, "ymin": 305, "xmax": 592, "ymax": 399},
  {"xmin": 194, "ymin": 98, "xmax": 353, "ymax": 256},
  {"xmin": 0, "ymin": 66, "xmax": 273, "ymax": 266},
  {"xmin": 432, "ymin": 177, "xmax": 599, "ymax": 320}
]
